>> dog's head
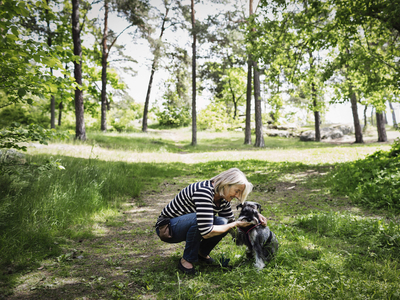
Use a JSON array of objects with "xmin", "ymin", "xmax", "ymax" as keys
[{"xmin": 236, "ymin": 201, "xmax": 262, "ymax": 224}]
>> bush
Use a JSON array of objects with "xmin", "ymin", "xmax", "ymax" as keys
[
  {"xmin": 197, "ymin": 102, "xmax": 243, "ymax": 131},
  {"xmin": 329, "ymin": 138, "xmax": 400, "ymax": 211}
]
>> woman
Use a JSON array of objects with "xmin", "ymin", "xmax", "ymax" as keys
[{"xmin": 155, "ymin": 168, "xmax": 267, "ymax": 274}]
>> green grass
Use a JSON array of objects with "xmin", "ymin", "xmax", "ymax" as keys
[{"xmin": 1, "ymin": 128, "xmax": 400, "ymax": 299}]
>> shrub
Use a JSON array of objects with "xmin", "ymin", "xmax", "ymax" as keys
[{"xmin": 329, "ymin": 138, "xmax": 400, "ymax": 211}]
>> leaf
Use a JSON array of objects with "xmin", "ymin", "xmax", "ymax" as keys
[{"xmin": 17, "ymin": 88, "xmax": 26, "ymax": 98}]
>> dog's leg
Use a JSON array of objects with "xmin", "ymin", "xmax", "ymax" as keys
[{"xmin": 249, "ymin": 231, "xmax": 265, "ymax": 270}]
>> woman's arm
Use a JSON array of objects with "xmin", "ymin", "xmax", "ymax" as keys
[{"xmin": 202, "ymin": 220, "xmax": 253, "ymax": 239}]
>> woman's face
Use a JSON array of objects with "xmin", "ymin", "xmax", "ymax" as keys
[{"xmin": 224, "ymin": 184, "xmax": 245, "ymax": 202}]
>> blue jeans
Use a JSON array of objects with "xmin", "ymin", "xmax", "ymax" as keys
[{"xmin": 156, "ymin": 213, "xmax": 228, "ymax": 263}]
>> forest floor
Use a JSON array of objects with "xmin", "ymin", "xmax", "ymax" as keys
[
  {"xmin": 3, "ymin": 128, "xmax": 400, "ymax": 299},
  {"xmin": 6, "ymin": 164, "xmax": 365, "ymax": 300}
]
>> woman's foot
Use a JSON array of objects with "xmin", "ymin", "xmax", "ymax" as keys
[
  {"xmin": 178, "ymin": 258, "xmax": 196, "ymax": 275},
  {"xmin": 198, "ymin": 253, "xmax": 215, "ymax": 264}
]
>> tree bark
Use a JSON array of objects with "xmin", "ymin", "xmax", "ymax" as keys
[
  {"xmin": 142, "ymin": 7, "xmax": 169, "ymax": 132},
  {"xmin": 244, "ymin": 0, "xmax": 254, "ymax": 145},
  {"xmin": 50, "ymin": 94, "xmax": 55, "ymax": 128},
  {"xmin": 244, "ymin": 56, "xmax": 252, "ymax": 145},
  {"xmin": 308, "ymin": 51, "xmax": 320, "ymax": 142},
  {"xmin": 389, "ymin": 101, "xmax": 398, "ymax": 128},
  {"xmin": 191, "ymin": 0, "xmax": 197, "ymax": 146},
  {"xmin": 100, "ymin": 0, "xmax": 109, "ymax": 132},
  {"xmin": 253, "ymin": 61, "xmax": 265, "ymax": 147},
  {"xmin": 46, "ymin": 1, "xmax": 55, "ymax": 129},
  {"xmin": 349, "ymin": 89, "xmax": 363, "ymax": 143},
  {"xmin": 71, "ymin": 0, "xmax": 86, "ymax": 140},
  {"xmin": 376, "ymin": 112, "xmax": 388, "ymax": 142},
  {"xmin": 311, "ymin": 82, "xmax": 321, "ymax": 141},
  {"xmin": 371, "ymin": 106, "xmax": 374, "ymax": 125},
  {"xmin": 58, "ymin": 101, "xmax": 63, "ymax": 126},
  {"xmin": 363, "ymin": 104, "xmax": 368, "ymax": 132}
]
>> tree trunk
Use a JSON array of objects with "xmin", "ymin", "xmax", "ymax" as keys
[
  {"xmin": 58, "ymin": 101, "xmax": 63, "ymax": 126},
  {"xmin": 311, "ymin": 81, "xmax": 321, "ymax": 141},
  {"xmin": 244, "ymin": 56, "xmax": 252, "ymax": 145},
  {"xmin": 142, "ymin": 62, "xmax": 155, "ymax": 132},
  {"xmin": 349, "ymin": 89, "xmax": 363, "ymax": 143},
  {"xmin": 253, "ymin": 61, "xmax": 265, "ymax": 147},
  {"xmin": 100, "ymin": 0, "xmax": 109, "ymax": 132},
  {"xmin": 376, "ymin": 112, "xmax": 387, "ymax": 142},
  {"xmin": 50, "ymin": 94, "xmax": 55, "ymax": 129},
  {"xmin": 244, "ymin": 0, "xmax": 254, "ymax": 145},
  {"xmin": 363, "ymin": 104, "xmax": 368, "ymax": 132},
  {"xmin": 389, "ymin": 101, "xmax": 398, "ymax": 129},
  {"xmin": 191, "ymin": 0, "xmax": 197, "ymax": 146},
  {"xmin": 371, "ymin": 106, "xmax": 374, "ymax": 125},
  {"xmin": 142, "ymin": 7, "xmax": 169, "ymax": 132},
  {"xmin": 46, "ymin": 1, "xmax": 55, "ymax": 129},
  {"xmin": 71, "ymin": 0, "xmax": 86, "ymax": 140}
]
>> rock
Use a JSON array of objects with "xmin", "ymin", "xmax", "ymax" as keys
[
  {"xmin": 268, "ymin": 130, "xmax": 290, "ymax": 138},
  {"xmin": 299, "ymin": 125, "xmax": 353, "ymax": 141},
  {"xmin": 300, "ymin": 130, "xmax": 315, "ymax": 141},
  {"xmin": 0, "ymin": 149, "xmax": 25, "ymax": 162}
]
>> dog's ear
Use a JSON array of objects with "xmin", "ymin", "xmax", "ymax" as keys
[
  {"xmin": 256, "ymin": 203, "xmax": 262, "ymax": 213},
  {"xmin": 236, "ymin": 203, "xmax": 243, "ymax": 210}
]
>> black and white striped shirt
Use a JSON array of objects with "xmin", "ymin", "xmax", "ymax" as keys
[{"xmin": 157, "ymin": 180, "xmax": 234, "ymax": 236}]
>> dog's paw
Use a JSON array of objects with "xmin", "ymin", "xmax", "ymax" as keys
[{"xmin": 254, "ymin": 260, "xmax": 265, "ymax": 270}]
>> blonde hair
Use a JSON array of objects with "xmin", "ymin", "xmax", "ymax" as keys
[{"xmin": 210, "ymin": 168, "xmax": 253, "ymax": 202}]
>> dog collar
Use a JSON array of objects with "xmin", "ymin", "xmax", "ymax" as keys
[{"xmin": 238, "ymin": 222, "xmax": 262, "ymax": 235}]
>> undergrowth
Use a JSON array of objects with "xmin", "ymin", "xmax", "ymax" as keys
[
  {"xmin": 329, "ymin": 138, "xmax": 400, "ymax": 211},
  {"xmin": 0, "ymin": 154, "xmax": 183, "ymax": 268}
]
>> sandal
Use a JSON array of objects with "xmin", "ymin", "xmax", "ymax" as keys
[{"xmin": 178, "ymin": 259, "xmax": 197, "ymax": 275}]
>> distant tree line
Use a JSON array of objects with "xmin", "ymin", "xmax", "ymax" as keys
[{"xmin": 1, "ymin": 0, "xmax": 399, "ymax": 150}]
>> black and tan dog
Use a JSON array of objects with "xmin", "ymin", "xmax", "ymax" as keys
[{"xmin": 230, "ymin": 201, "xmax": 279, "ymax": 270}]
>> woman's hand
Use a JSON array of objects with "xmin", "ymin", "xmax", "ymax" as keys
[
  {"xmin": 258, "ymin": 214, "xmax": 268, "ymax": 226},
  {"xmin": 235, "ymin": 220, "xmax": 254, "ymax": 228}
]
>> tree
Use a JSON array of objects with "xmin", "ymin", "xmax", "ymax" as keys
[
  {"xmin": 190, "ymin": 0, "xmax": 197, "ymax": 145},
  {"xmin": 142, "ymin": 0, "xmax": 173, "ymax": 132},
  {"xmin": 249, "ymin": 0, "xmax": 264, "ymax": 147},
  {"xmin": 71, "ymin": 0, "xmax": 86, "ymax": 140},
  {"xmin": 0, "ymin": 0, "xmax": 67, "ymax": 153},
  {"xmin": 389, "ymin": 101, "xmax": 398, "ymax": 129},
  {"xmin": 98, "ymin": 0, "xmax": 146, "ymax": 132}
]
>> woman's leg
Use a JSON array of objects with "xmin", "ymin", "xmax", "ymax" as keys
[
  {"xmin": 168, "ymin": 213, "xmax": 202, "ymax": 263},
  {"xmin": 198, "ymin": 216, "xmax": 228, "ymax": 257}
]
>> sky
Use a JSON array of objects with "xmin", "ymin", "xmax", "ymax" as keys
[{"xmin": 88, "ymin": 0, "xmax": 398, "ymax": 127}]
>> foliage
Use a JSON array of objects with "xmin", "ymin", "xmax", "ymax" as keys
[
  {"xmin": 329, "ymin": 138, "xmax": 400, "ymax": 210},
  {"xmin": 197, "ymin": 102, "xmax": 243, "ymax": 131},
  {"xmin": 108, "ymin": 93, "xmax": 144, "ymax": 132},
  {"xmin": 0, "ymin": 122, "xmax": 68, "ymax": 152},
  {"xmin": 154, "ymin": 47, "xmax": 191, "ymax": 128},
  {"xmin": 0, "ymin": 0, "xmax": 66, "ymax": 109},
  {"xmin": 153, "ymin": 100, "xmax": 191, "ymax": 128}
]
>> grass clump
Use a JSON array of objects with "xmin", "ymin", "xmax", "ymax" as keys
[
  {"xmin": 329, "ymin": 138, "xmax": 400, "ymax": 211},
  {"xmin": 295, "ymin": 211, "xmax": 400, "ymax": 257},
  {"xmin": 0, "ymin": 154, "xmax": 183, "ymax": 268}
]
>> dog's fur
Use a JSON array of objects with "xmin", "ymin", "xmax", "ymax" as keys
[{"xmin": 229, "ymin": 201, "xmax": 279, "ymax": 270}]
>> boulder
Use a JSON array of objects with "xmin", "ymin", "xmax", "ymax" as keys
[
  {"xmin": 299, "ymin": 130, "xmax": 315, "ymax": 141},
  {"xmin": 299, "ymin": 125, "xmax": 353, "ymax": 141}
]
